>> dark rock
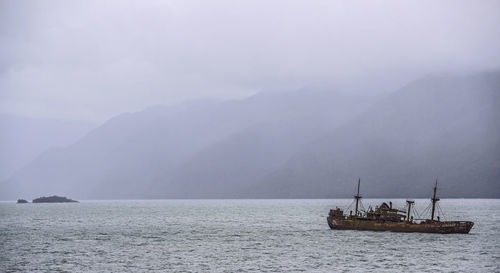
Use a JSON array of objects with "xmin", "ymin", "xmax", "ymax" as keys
[
  {"xmin": 17, "ymin": 199, "xmax": 28, "ymax": 203},
  {"xmin": 32, "ymin": 195, "xmax": 78, "ymax": 203}
]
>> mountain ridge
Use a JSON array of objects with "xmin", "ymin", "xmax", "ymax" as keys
[
  {"xmin": 1, "ymin": 71, "xmax": 498, "ymax": 199},
  {"xmin": 1, "ymin": 89, "xmax": 371, "ymax": 199},
  {"xmin": 254, "ymin": 71, "xmax": 500, "ymax": 198}
]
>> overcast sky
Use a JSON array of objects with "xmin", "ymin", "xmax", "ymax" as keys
[{"xmin": 1, "ymin": 0, "xmax": 499, "ymax": 122}]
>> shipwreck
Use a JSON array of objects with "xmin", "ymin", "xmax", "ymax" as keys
[{"xmin": 327, "ymin": 179, "xmax": 474, "ymax": 234}]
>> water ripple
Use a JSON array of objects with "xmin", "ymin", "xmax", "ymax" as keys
[{"xmin": 0, "ymin": 199, "xmax": 499, "ymax": 272}]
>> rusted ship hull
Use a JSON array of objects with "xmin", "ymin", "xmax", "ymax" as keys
[{"xmin": 327, "ymin": 216, "xmax": 474, "ymax": 234}]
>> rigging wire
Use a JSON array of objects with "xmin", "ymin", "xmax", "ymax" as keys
[
  {"xmin": 345, "ymin": 199, "xmax": 355, "ymax": 214},
  {"xmin": 437, "ymin": 203, "xmax": 447, "ymax": 221},
  {"xmin": 412, "ymin": 205, "xmax": 421, "ymax": 219},
  {"xmin": 420, "ymin": 202, "xmax": 432, "ymax": 219},
  {"xmin": 359, "ymin": 200, "xmax": 366, "ymax": 214}
]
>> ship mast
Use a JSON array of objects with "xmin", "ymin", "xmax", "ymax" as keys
[
  {"xmin": 406, "ymin": 200, "xmax": 414, "ymax": 222},
  {"xmin": 431, "ymin": 179, "xmax": 440, "ymax": 221},
  {"xmin": 354, "ymin": 178, "xmax": 362, "ymax": 216}
]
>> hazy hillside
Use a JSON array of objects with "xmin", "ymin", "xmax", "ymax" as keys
[
  {"xmin": 0, "ymin": 115, "xmax": 95, "ymax": 180},
  {"xmin": 257, "ymin": 71, "xmax": 500, "ymax": 198},
  {"xmin": 0, "ymin": 90, "xmax": 369, "ymax": 199},
  {"xmin": 2, "ymin": 71, "xmax": 498, "ymax": 200},
  {"xmin": 156, "ymin": 91, "xmax": 370, "ymax": 197}
]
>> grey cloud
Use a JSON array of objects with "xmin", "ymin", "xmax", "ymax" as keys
[{"xmin": 1, "ymin": 0, "xmax": 499, "ymax": 121}]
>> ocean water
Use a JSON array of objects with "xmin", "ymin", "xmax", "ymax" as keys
[{"xmin": 0, "ymin": 199, "xmax": 499, "ymax": 272}]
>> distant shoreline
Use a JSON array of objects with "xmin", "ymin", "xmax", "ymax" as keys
[{"xmin": 3, "ymin": 197, "xmax": 499, "ymax": 202}]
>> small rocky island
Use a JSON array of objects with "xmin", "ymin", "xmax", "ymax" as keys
[
  {"xmin": 32, "ymin": 195, "xmax": 78, "ymax": 203},
  {"xmin": 17, "ymin": 199, "xmax": 28, "ymax": 203}
]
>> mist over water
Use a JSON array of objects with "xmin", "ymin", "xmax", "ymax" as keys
[{"xmin": 1, "ymin": 199, "xmax": 498, "ymax": 272}]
